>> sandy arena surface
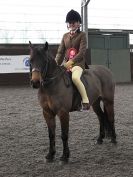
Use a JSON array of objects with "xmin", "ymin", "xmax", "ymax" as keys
[{"xmin": 0, "ymin": 84, "xmax": 133, "ymax": 177}]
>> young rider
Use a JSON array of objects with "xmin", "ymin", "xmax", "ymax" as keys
[{"xmin": 55, "ymin": 9, "xmax": 90, "ymax": 111}]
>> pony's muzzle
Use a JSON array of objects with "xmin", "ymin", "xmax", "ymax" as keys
[
  {"xmin": 30, "ymin": 70, "xmax": 41, "ymax": 88},
  {"xmin": 30, "ymin": 79, "xmax": 40, "ymax": 88}
]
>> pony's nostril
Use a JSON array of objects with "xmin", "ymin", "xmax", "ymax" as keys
[{"xmin": 30, "ymin": 80, "xmax": 40, "ymax": 88}]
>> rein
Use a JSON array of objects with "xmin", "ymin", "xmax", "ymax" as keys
[
  {"xmin": 30, "ymin": 47, "xmax": 69, "ymax": 87},
  {"xmin": 39, "ymin": 51, "xmax": 66, "ymax": 87},
  {"xmin": 41, "ymin": 66, "xmax": 67, "ymax": 87}
]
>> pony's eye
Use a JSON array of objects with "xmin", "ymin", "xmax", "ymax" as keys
[
  {"xmin": 29, "ymin": 56, "xmax": 32, "ymax": 61},
  {"xmin": 29, "ymin": 59, "xmax": 33, "ymax": 66},
  {"xmin": 30, "ymin": 56, "xmax": 34, "ymax": 62}
]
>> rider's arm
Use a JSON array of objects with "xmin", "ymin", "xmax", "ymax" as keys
[
  {"xmin": 72, "ymin": 32, "xmax": 87, "ymax": 63},
  {"xmin": 55, "ymin": 35, "xmax": 66, "ymax": 65}
]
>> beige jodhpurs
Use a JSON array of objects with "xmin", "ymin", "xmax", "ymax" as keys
[{"xmin": 71, "ymin": 66, "xmax": 89, "ymax": 103}]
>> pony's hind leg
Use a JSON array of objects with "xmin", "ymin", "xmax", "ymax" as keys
[
  {"xmin": 103, "ymin": 100, "xmax": 117, "ymax": 144},
  {"xmin": 58, "ymin": 111, "xmax": 70, "ymax": 162},
  {"xmin": 43, "ymin": 109, "xmax": 56, "ymax": 161},
  {"xmin": 92, "ymin": 98, "xmax": 105, "ymax": 144}
]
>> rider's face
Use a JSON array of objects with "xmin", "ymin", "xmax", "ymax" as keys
[{"xmin": 67, "ymin": 21, "xmax": 80, "ymax": 31}]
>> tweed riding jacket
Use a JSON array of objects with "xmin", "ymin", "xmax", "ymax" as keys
[{"xmin": 55, "ymin": 31, "xmax": 87, "ymax": 70}]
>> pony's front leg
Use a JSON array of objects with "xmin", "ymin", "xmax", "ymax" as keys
[
  {"xmin": 43, "ymin": 109, "xmax": 56, "ymax": 161},
  {"xmin": 59, "ymin": 111, "xmax": 70, "ymax": 162}
]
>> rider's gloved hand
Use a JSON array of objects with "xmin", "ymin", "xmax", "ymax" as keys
[{"xmin": 64, "ymin": 60, "xmax": 74, "ymax": 69}]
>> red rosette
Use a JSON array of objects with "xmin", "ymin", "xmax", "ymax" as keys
[{"xmin": 67, "ymin": 48, "xmax": 77, "ymax": 60}]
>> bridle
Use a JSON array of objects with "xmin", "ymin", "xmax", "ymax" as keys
[{"xmin": 30, "ymin": 50, "xmax": 65, "ymax": 87}]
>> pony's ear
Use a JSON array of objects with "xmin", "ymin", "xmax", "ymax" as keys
[
  {"xmin": 29, "ymin": 41, "xmax": 34, "ymax": 49},
  {"xmin": 44, "ymin": 41, "xmax": 48, "ymax": 51}
]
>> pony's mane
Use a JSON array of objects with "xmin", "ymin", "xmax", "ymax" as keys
[{"xmin": 36, "ymin": 45, "xmax": 55, "ymax": 61}]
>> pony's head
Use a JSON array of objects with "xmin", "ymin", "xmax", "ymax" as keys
[{"xmin": 29, "ymin": 41, "xmax": 49, "ymax": 88}]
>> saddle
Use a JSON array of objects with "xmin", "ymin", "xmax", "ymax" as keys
[{"xmin": 63, "ymin": 68, "xmax": 89, "ymax": 112}]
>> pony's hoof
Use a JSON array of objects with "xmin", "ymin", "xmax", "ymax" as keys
[
  {"xmin": 45, "ymin": 152, "xmax": 55, "ymax": 162},
  {"xmin": 60, "ymin": 152, "xmax": 70, "ymax": 162},
  {"xmin": 111, "ymin": 139, "xmax": 117, "ymax": 144},
  {"xmin": 97, "ymin": 138, "xmax": 103, "ymax": 144},
  {"xmin": 46, "ymin": 158, "xmax": 54, "ymax": 163},
  {"xmin": 60, "ymin": 155, "xmax": 69, "ymax": 163}
]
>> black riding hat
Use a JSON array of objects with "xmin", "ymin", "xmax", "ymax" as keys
[{"xmin": 66, "ymin": 9, "xmax": 82, "ymax": 24}]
